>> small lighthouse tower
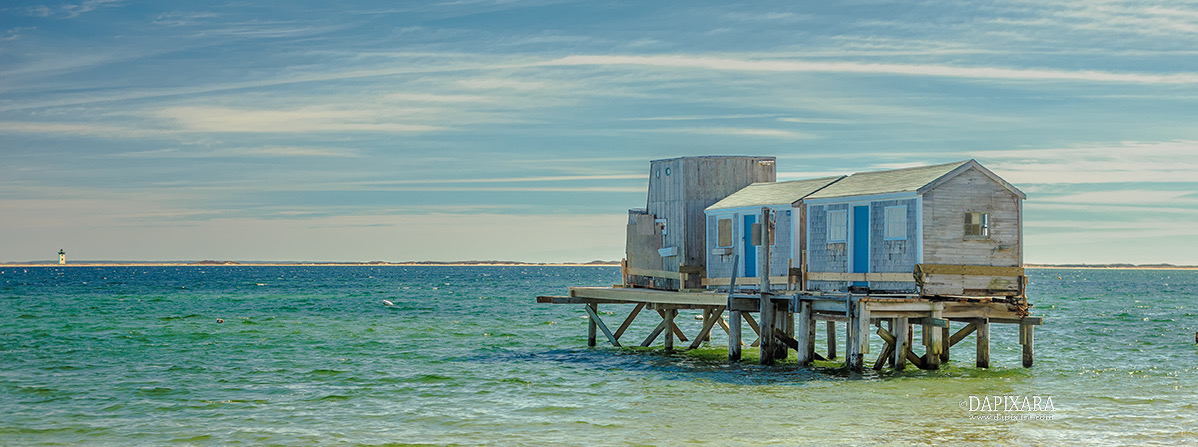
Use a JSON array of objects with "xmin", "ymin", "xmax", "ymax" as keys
[{"xmin": 59, "ymin": 249, "xmax": 66, "ymax": 265}]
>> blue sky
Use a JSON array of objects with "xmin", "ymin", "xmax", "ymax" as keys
[{"xmin": 2, "ymin": 0, "xmax": 1197, "ymax": 263}]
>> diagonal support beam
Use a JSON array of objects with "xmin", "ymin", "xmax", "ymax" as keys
[
  {"xmin": 689, "ymin": 307, "xmax": 726, "ymax": 350},
  {"xmin": 584, "ymin": 304, "xmax": 621, "ymax": 347},
  {"xmin": 656, "ymin": 309, "xmax": 690, "ymax": 342},
  {"xmin": 612, "ymin": 303, "xmax": 645, "ymax": 342},
  {"xmin": 948, "ymin": 322, "xmax": 978, "ymax": 348},
  {"xmin": 876, "ymin": 326, "xmax": 925, "ymax": 370}
]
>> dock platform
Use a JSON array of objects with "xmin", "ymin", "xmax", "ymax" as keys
[{"xmin": 538, "ymin": 287, "xmax": 1039, "ymax": 371}]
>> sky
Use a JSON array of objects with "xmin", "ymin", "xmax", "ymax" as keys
[{"xmin": 2, "ymin": 0, "xmax": 1197, "ymax": 264}]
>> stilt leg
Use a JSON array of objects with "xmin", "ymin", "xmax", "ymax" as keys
[
  {"xmin": 796, "ymin": 301, "xmax": 812, "ymax": 366},
  {"xmin": 826, "ymin": 321, "xmax": 837, "ymax": 360},
  {"xmin": 587, "ymin": 303, "xmax": 598, "ymax": 347},
  {"xmin": 894, "ymin": 316, "xmax": 909, "ymax": 371},
  {"xmin": 976, "ymin": 318, "xmax": 990, "ymax": 369},
  {"xmin": 1020, "ymin": 323, "xmax": 1034, "ymax": 367},
  {"xmin": 729, "ymin": 310, "xmax": 743, "ymax": 361},
  {"xmin": 939, "ymin": 322, "xmax": 951, "ymax": 364},
  {"xmin": 664, "ymin": 309, "xmax": 677, "ymax": 352}
]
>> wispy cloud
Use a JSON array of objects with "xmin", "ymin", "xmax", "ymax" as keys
[
  {"xmin": 113, "ymin": 146, "xmax": 359, "ymax": 158},
  {"xmin": 543, "ymin": 54, "xmax": 1198, "ymax": 85},
  {"xmin": 157, "ymin": 106, "xmax": 446, "ymax": 133},
  {"xmin": 23, "ymin": 0, "xmax": 120, "ymax": 18},
  {"xmin": 637, "ymin": 127, "xmax": 815, "ymax": 139},
  {"xmin": 979, "ymin": 140, "xmax": 1198, "ymax": 184}
]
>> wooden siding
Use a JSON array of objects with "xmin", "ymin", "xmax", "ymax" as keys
[
  {"xmin": 647, "ymin": 157, "xmax": 774, "ymax": 287},
  {"xmin": 704, "ymin": 206, "xmax": 793, "ymax": 286},
  {"xmin": 920, "ymin": 167, "xmax": 1022, "ymax": 296},
  {"xmin": 921, "ymin": 167, "xmax": 1021, "ymax": 267}
]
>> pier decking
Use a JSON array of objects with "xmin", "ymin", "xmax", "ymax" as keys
[{"xmin": 538, "ymin": 285, "xmax": 1039, "ymax": 371}]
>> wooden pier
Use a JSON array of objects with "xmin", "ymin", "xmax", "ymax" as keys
[{"xmin": 537, "ymin": 286, "xmax": 1039, "ymax": 371}]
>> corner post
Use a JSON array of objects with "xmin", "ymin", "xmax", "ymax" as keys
[
  {"xmin": 923, "ymin": 304, "xmax": 943, "ymax": 370},
  {"xmin": 664, "ymin": 308, "xmax": 677, "ymax": 352},
  {"xmin": 826, "ymin": 321, "xmax": 837, "ymax": 360}
]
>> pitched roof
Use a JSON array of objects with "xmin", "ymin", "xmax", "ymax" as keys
[
  {"xmin": 805, "ymin": 160, "xmax": 973, "ymax": 199},
  {"xmin": 706, "ymin": 176, "xmax": 844, "ymax": 211}
]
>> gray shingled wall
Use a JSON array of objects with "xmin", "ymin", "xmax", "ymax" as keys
[
  {"xmin": 868, "ymin": 198, "xmax": 918, "ymax": 292},
  {"xmin": 806, "ymin": 203, "xmax": 849, "ymax": 292}
]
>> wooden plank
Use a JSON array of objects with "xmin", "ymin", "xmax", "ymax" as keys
[
  {"xmin": 806, "ymin": 272, "xmax": 915, "ymax": 282},
  {"xmin": 626, "ymin": 267, "xmax": 684, "ymax": 281},
  {"xmin": 584, "ymin": 304, "xmax": 621, "ymax": 347},
  {"xmin": 976, "ymin": 318, "xmax": 990, "ymax": 368},
  {"xmin": 846, "ymin": 297, "xmax": 862, "ymax": 371},
  {"xmin": 916, "ymin": 264, "xmax": 1025, "ymax": 277},
  {"xmin": 873, "ymin": 340, "xmax": 895, "ymax": 371},
  {"xmin": 612, "ymin": 303, "xmax": 645, "ymax": 341},
  {"xmin": 569, "ymin": 287, "xmax": 727, "ymax": 306},
  {"xmin": 702, "ymin": 276, "xmax": 789, "ymax": 286}
]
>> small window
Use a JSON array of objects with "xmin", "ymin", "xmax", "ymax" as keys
[
  {"xmin": 717, "ymin": 219, "xmax": 733, "ymax": 247},
  {"xmin": 884, "ymin": 206, "xmax": 907, "ymax": 240},
  {"xmin": 964, "ymin": 212, "xmax": 989, "ymax": 238},
  {"xmin": 827, "ymin": 210, "xmax": 847, "ymax": 242}
]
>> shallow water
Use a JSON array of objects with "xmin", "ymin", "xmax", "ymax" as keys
[{"xmin": 1, "ymin": 266, "xmax": 1195, "ymax": 446}]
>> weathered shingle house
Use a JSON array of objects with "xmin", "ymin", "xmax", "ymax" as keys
[
  {"xmin": 703, "ymin": 176, "xmax": 843, "ymax": 287},
  {"xmin": 801, "ymin": 160, "xmax": 1026, "ymax": 295}
]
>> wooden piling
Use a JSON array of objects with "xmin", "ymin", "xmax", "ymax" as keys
[
  {"xmin": 796, "ymin": 301, "xmax": 813, "ymax": 366},
  {"xmin": 923, "ymin": 305, "xmax": 943, "ymax": 370},
  {"xmin": 826, "ymin": 321, "xmax": 837, "ymax": 359},
  {"xmin": 664, "ymin": 308, "xmax": 677, "ymax": 352},
  {"xmin": 1020, "ymin": 322, "xmax": 1034, "ymax": 367},
  {"xmin": 587, "ymin": 303, "xmax": 598, "ymax": 347},
  {"xmin": 894, "ymin": 317, "xmax": 909, "ymax": 371},
  {"xmin": 939, "ymin": 322, "xmax": 951, "ymax": 364},
  {"xmin": 758, "ymin": 207, "xmax": 775, "ymax": 365},
  {"xmin": 976, "ymin": 318, "xmax": 990, "ymax": 368},
  {"xmin": 846, "ymin": 296, "xmax": 864, "ymax": 372},
  {"xmin": 729, "ymin": 310, "xmax": 742, "ymax": 361}
]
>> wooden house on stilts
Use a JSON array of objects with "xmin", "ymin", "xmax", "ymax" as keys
[{"xmin": 540, "ymin": 156, "xmax": 1040, "ymax": 373}]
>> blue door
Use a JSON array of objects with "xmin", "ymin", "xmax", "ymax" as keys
[
  {"xmin": 852, "ymin": 206, "xmax": 869, "ymax": 286},
  {"xmin": 743, "ymin": 214, "xmax": 756, "ymax": 278}
]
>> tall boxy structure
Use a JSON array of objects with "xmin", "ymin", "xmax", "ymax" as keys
[{"xmin": 627, "ymin": 156, "xmax": 775, "ymax": 289}]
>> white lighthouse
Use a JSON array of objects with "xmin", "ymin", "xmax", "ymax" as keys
[{"xmin": 59, "ymin": 249, "xmax": 66, "ymax": 265}]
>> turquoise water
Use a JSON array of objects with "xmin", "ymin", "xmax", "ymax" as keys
[{"xmin": 1, "ymin": 266, "xmax": 1195, "ymax": 446}]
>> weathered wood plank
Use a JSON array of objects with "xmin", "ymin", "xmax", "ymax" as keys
[
  {"xmin": 656, "ymin": 309, "xmax": 689, "ymax": 342},
  {"xmin": 702, "ymin": 276, "xmax": 789, "ymax": 286},
  {"xmin": 916, "ymin": 264, "xmax": 1025, "ymax": 277},
  {"xmin": 625, "ymin": 267, "xmax": 685, "ymax": 281},
  {"xmin": 641, "ymin": 319, "xmax": 667, "ymax": 347},
  {"xmin": 570, "ymin": 287, "xmax": 726, "ymax": 306},
  {"xmin": 796, "ymin": 301, "xmax": 813, "ymax": 366},
  {"xmin": 876, "ymin": 326, "xmax": 925, "ymax": 369},
  {"xmin": 806, "ymin": 272, "xmax": 914, "ymax": 282},
  {"xmin": 664, "ymin": 309, "xmax": 677, "ymax": 351}
]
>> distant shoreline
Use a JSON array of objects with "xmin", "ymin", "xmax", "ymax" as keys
[
  {"xmin": 0, "ymin": 261, "xmax": 620, "ymax": 267},
  {"xmin": 2, "ymin": 261, "xmax": 1195, "ymax": 270}
]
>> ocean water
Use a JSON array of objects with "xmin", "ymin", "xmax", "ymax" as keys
[{"xmin": 1, "ymin": 266, "xmax": 1195, "ymax": 446}]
